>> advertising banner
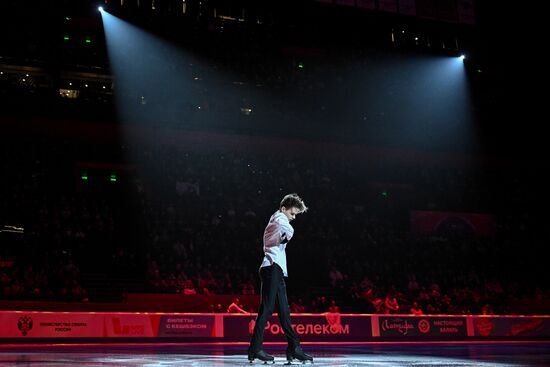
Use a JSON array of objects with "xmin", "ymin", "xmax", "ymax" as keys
[
  {"xmin": 157, "ymin": 315, "xmax": 224, "ymax": 337},
  {"xmin": 411, "ymin": 210, "xmax": 496, "ymax": 237},
  {"xmin": 472, "ymin": 316, "xmax": 550, "ymax": 338},
  {"xmin": 373, "ymin": 316, "xmax": 468, "ymax": 337},
  {"xmin": 104, "ymin": 314, "xmax": 157, "ymax": 337},
  {"xmin": 0, "ymin": 312, "xmax": 103, "ymax": 338},
  {"xmin": 1, "ymin": 312, "xmax": 549, "ymax": 341},
  {"xmin": 223, "ymin": 313, "xmax": 371, "ymax": 342}
]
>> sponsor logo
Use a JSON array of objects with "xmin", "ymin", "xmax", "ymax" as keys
[
  {"xmin": 249, "ymin": 319, "xmax": 350, "ymax": 335},
  {"xmin": 418, "ymin": 319, "xmax": 431, "ymax": 334},
  {"xmin": 475, "ymin": 318, "xmax": 494, "ymax": 337},
  {"xmin": 381, "ymin": 318, "xmax": 414, "ymax": 336},
  {"xmin": 112, "ymin": 318, "xmax": 145, "ymax": 336},
  {"xmin": 18, "ymin": 316, "xmax": 33, "ymax": 336}
]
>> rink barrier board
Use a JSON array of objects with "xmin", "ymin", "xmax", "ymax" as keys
[{"xmin": 1, "ymin": 312, "xmax": 549, "ymax": 341}]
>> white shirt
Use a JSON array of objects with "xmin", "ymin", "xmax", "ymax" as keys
[{"xmin": 260, "ymin": 210, "xmax": 294, "ymax": 277}]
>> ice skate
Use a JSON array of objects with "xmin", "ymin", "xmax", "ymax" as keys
[
  {"xmin": 286, "ymin": 346, "xmax": 313, "ymax": 364},
  {"xmin": 248, "ymin": 349, "xmax": 275, "ymax": 364}
]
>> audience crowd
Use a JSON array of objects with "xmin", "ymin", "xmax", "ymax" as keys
[{"xmin": 1, "ymin": 139, "xmax": 545, "ymax": 315}]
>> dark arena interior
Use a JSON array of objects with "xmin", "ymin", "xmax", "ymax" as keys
[{"xmin": 0, "ymin": 0, "xmax": 548, "ymax": 366}]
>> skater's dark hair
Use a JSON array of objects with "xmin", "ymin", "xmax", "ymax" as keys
[{"xmin": 280, "ymin": 193, "xmax": 308, "ymax": 213}]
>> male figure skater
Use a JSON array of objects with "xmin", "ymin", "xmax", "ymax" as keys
[{"xmin": 248, "ymin": 193, "xmax": 313, "ymax": 364}]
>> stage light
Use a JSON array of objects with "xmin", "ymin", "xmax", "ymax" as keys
[
  {"xmin": 459, "ymin": 54, "xmax": 466, "ymax": 60},
  {"xmin": 98, "ymin": 6, "xmax": 104, "ymax": 12}
]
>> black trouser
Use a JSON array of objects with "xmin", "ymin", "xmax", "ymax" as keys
[{"xmin": 249, "ymin": 263, "xmax": 300, "ymax": 352}]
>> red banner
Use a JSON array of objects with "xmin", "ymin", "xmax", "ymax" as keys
[
  {"xmin": 411, "ymin": 210, "xmax": 496, "ymax": 237},
  {"xmin": 1, "ymin": 312, "xmax": 549, "ymax": 341},
  {"xmin": 104, "ymin": 314, "xmax": 157, "ymax": 337},
  {"xmin": 472, "ymin": 316, "xmax": 550, "ymax": 338},
  {"xmin": 223, "ymin": 313, "xmax": 371, "ymax": 342},
  {"xmin": 372, "ymin": 316, "xmax": 468, "ymax": 337},
  {"xmin": 157, "ymin": 315, "xmax": 223, "ymax": 337},
  {"xmin": 0, "ymin": 312, "xmax": 103, "ymax": 338}
]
